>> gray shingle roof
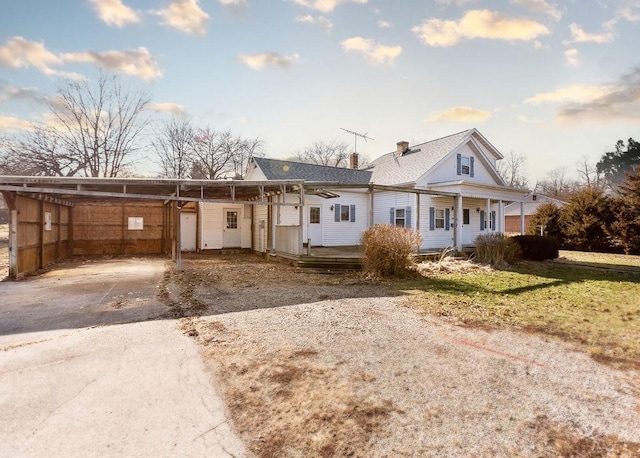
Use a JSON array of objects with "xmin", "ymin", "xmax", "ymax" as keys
[
  {"xmin": 368, "ymin": 129, "xmax": 473, "ymax": 185},
  {"xmin": 253, "ymin": 157, "xmax": 372, "ymax": 185}
]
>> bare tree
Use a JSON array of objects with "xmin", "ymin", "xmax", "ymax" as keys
[
  {"xmin": 496, "ymin": 151, "xmax": 529, "ymax": 189},
  {"xmin": 576, "ymin": 155, "xmax": 604, "ymax": 191},
  {"xmin": 1, "ymin": 72, "xmax": 149, "ymax": 177},
  {"xmin": 294, "ymin": 139, "xmax": 350, "ymax": 167},
  {"xmin": 534, "ymin": 166, "xmax": 578, "ymax": 198},
  {"xmin": 231, "ymin": 136, "xmax": 264, "ymax": 179},
  {"xmin": 152, "ymin": 116, "xmax": 195, "ymax": 179}
]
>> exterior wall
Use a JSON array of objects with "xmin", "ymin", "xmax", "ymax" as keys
[
  {"xmin": 505, "ymin": 215, "xmax": 530, "ymax": 234},
  {"xmin": 12, "ymin": 195, "xmax": 70, "ymax": 276},
  {"xmin": 73, "ymin": 201, "xmax": 164, "ymax": 255},
  {"xmin": 244, "ymin": 163, "xmax": 268, "ymax": 181},
  {"xmin": 419, "ymin": 196, "xmax": 455, "ymax": 249},
  {"xmin": 275, "ymin": 190, "xmax": 370, "ymax": 246},
  {"xmin": 199, "ymin": 202, "xmax": 252, "ymax": 250},
  {"xmin": 252, "ymin": 204, "xmax": 268, "ymax": 253},
  {"xmin": 420, "ymin": 143, "xmax": 498, "ymax": 187}
]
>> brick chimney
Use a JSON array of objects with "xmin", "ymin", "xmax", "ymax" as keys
[
  {"xmin": 396, "ymin": 141, "xmax": 409, "ymax": 157},
  {"xmin": 349, "ymin": 152, "xmax": 359, "ymax": 169}
]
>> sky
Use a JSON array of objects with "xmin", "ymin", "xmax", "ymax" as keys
[{"xmin": 1, "ymin": 0, "xmax": 639, "ymax": 183}]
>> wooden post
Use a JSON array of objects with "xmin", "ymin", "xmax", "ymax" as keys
[
  {"xmin": 455, "ymin": 194, "xmax": 463, "ymax": 251},
  {"xmin": 38, "ymin": 200, "xmax": 44, "ymax": 269},
  {"xmin": 9, "ymin": 209, "xmax": 18, "ymax": 278},
  {"xmin": 68, "ymin": 206, "xmax": 74, "ymax": 257},
  {"xmin": 175, "ymin": 203, "xmax": 182, "ymax": 272},
  {"xmin": 56, "ymin": 204, "xmax": 61, "ymax": 261},
  {"xmin": 121, "ymin": 202, "xmax": 126, "ymax": 255}
]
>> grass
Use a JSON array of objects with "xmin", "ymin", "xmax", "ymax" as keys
[{"xmin": 401, "ymin": 252, "xmax": 640, "ymax": 368}]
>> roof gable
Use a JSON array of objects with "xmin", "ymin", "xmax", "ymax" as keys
[
  {"xmin": 252, "ymin": 157, "xmax": 372, "ymax": 185},
  {"xmin": 369, "ymin": 128, "xmax": 506, "ymax": 186}
]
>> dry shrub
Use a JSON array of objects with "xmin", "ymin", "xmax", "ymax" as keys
[
  {"xmin": 361, "ymin": 224, "xmax": 422, "ymax": 276},
  {"xmin": 473, "ymin": 233, "xmax": 521, "ymax": 267}
]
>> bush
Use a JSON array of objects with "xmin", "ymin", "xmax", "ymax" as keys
[
  {"xmin": 474, "ymin": 233, "xmax": 521, "ymax": 267},
  {"xmin": 512, "ymin": 235, "xmax": 559, "ymax": 260},
  {"xmin": 527, "ymin": 202, "xmax": 564, "ymax": 245},
  {"xmin": 360, "ymin": 224, "xmax": 422, "ymax": 276}
]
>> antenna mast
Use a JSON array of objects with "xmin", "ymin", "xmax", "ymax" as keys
[{"xmin": 340, "ymin": 127, "xmax": 374, "ymax": 154}]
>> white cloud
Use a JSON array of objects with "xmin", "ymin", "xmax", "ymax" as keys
[
  {"xmin": 219, "ymin": 0, "xmax": 246, "ymax": 14},
  {"xmin": 295, "ymin": 14, "xmax": 333, "ymax": 31},
  {"xmin": 153, "ymin": 0, "xmax": 209, "ymax": 35},
  {"xmin": 341, "ymin": 37, "xmax": 401, "ymax": 64},
  {"xmin": 426, "ymin": 106, "xmax": 492, "ymax": 122},
  {"xmin": 434, "ymin": 0, "xmax": 478, "ymax": 6},
  {"xmin": 0, "ymin": 114, "xmax": 33, "ymax": 132},
  {"xmin": 565, "ymin": 22, "xmax": 615, "ymax": 44},
  {"xmin": 412, "ymin": 9, "xmax": 549, "ymax": 47},
  {"xmin": 62, "ymin": 47, "xmax": 162, "ymax": 81},
  {"xmin": 620, "ymin": 3, "xmax": 640, "ymax": 22},
  {"xmin": 564, "ymin": 48, "xmax": 580, "ymax": 66},
  {"xmin": 89, "ymin": 0, "xmax": 140, "ymax": 27},
  {"xmin": 0, "ymin": 36, "xmax": 63, "ymax": 75},
  {"xmin": 147, "ymin": 102, "xmax": 187, "ymax": 115},
  {"xmin": 534, "ymin": 40, "xmax": 543, "ymax": 48},
  {"xmin": 292, "ymin": 0, "xmax": 367, "ymax": 13},
  {"xmin": 238, "ymin": 52, "xmax": 299, "ymax": 70},
  {"xmin": 524, "ymin": 84, "xmax": 613, "ymax": 104},
  {"xmin": 511, "ymin": 0, "xmax": 562, "ymax": 21},
  {"xmin": 377, "ymin": 20, "xmax": 391, "ymax": 28}
]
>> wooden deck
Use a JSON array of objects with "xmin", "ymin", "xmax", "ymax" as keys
[{"xmin": 272, "ymin": 245, "xmax": 474, "ymax": 271}]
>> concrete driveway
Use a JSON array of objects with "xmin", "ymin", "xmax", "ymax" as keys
[{"xmin": 0, "ymin": 258, "xmax": 245, "ymax": 457}]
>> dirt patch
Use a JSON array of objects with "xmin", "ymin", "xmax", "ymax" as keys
[{"xmin": 177, "ymin": 254, "xmax": 640, "ymax": 456}]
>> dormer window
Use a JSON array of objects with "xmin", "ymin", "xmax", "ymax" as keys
[
  {"xmin": 456, "ymin": 153, "xmax": 474, "ymax": 177},
  {"xmin": 461, "ymin": 156, "xmax": 470, "ymax": 175}
]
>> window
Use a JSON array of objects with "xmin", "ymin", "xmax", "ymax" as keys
[
  {"xmin": 226, "ymin": 211, "xmax": 238, "ymax": 229},
  {"xmin": 435, "ymin": 209, "xmax": 445, "ymax": 229},
  {"xmin": 310, "ymin": 207, "xmax": 320, "ymax": 224},
  {"xmin": 463, "ymin": 208, "xmax": 470, "ymax": 225},
  {"xmin": 461, "ymin": 156, "xmax": 470, "ymax": 175},
  {"xmin": 395, "ymin": 208, "xmax": 405, "ymax": 227},
  {"xmin": 128, "ymin": 217, "xmax": 144, "ymax": 230},
  {"xmin": 340, "ymin": 205, "xmax": 350, "ymax": 221}
]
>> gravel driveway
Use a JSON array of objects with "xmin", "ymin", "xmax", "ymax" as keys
[{"xmin": 172, "ymin": 255, "xmax": 640, "ymax": 457}]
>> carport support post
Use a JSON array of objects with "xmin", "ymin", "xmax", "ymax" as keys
[
  {"xmin": 9, "ymin": 209, "xmax": 18, "ymax": 278},
  {"xmin": 175, "ymin": 203, "xmax": 182, "ymax": 272}
]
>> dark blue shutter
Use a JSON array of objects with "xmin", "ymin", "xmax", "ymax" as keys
[
  {"xmin": 480, "ymin": 210, "xmax": 485, "ymax": 231},
  {"xmin": 470, "ymin": 157, "xmax": 475, "ymax": 177},
  {"xmin": 456, "ymin": 153, "xmax": 462, "ymax": 175},
  {"xmin": 491, "ymin": 211, "xmax": 496, "ymax": 231},
  {"xmin": 389, "ymin": 207, "xmax": 395, "ymax": 225},
  {"xmin": 445, "ymin": 208, "xmax": 450, "ymax": 231},
  {"xmin": 429, "ymin": 207, "xmax": 435, "ymax": 231},
  {"xmin": 334, "ymin": 204, "xmax": 341, "ymax": 222},
  {"xmin": 406, "ymin": 206, "xmax": 412, "ymax": 228},
  {"xmin": 350, "ymin": 204, "xmax": 356, "ymax": 222}
]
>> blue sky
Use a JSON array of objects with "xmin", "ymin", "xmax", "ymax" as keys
[{"xmin": 1, "ymin": 0, "xmax": 639, "ymax": 182}]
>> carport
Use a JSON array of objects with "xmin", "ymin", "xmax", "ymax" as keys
[{"xmin": 0, "ymin": 176, "xmax": 304, "ymax": 278}]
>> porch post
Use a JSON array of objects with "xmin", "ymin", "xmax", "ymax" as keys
[
  {"xmin": 455, "ymin": 194, "xmax": 463, "ymax": 251},
  {"xmin": 485, "ymin": 199, "xmax": 491, "ymax": 231},
  {"xmin": 298, "ymin": 186, "xmax": 304, "ymax": 256},
  {"xmin": 498, "ymin": 200, "xmax": 504, "ymax": 233},
  {"xmin": 369, "ymin": 186, "xmax": 374, "ymax": 227},
  {"xmin": 520, "ymin": 201, "xmax": 525, "ymax": 235},
  {"xmin": 415, "ymin": 193, "xmax": 420, "ymax": 253}
]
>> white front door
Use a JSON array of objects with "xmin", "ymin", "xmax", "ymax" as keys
[
  {"xmin": 180, "ymin": 212, "xmax": 197, "ymax": 251},
  {"xmin": 308, "ymin": 205, "xmax": 322, "ymax": 246},
  {"xmin": 461, "ymin": 208, "xmax": 473, "ymax": 245},
  {"xmin": 223, "ymin": 208, "xmax": 241, "ymax": 247}
]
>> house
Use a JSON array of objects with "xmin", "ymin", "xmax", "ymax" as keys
[
  {"xmin": 504, "ymin": 193, "xmax": 566, "ymax": 234},
  {"xmin": 226, "ymin": 128, "xmax": 528, "ymax": 255}
]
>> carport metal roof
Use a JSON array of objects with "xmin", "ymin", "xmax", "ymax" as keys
[{"xmin": 0, "ymin": 176, "xmax": 308, "ymax": 207}]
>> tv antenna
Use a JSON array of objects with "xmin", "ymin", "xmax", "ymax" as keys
[{"xmin": 340, "ymin": 127, "xmax": 374, "ymax": 154}]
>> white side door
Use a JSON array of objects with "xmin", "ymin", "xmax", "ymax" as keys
[
  {"xmin": 307, "ymin": 205, "xmax": 322, "ymax": 246},
  {"xmin": 180, "ymin": 212, "xmax": 197, "ymax": 252},
  {"xmin": 222, "ymin": 208, "xmax": 241, "ymax": 247}
]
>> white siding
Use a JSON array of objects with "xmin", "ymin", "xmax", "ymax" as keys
[
  {"xmin": 244, "ymin": 162, "xmax": 267, "ymax": 181},
  {"xmin": 420, "ymin": 143, "xmax": 498, "ymax": 187},
  {"xmin": 253, "ymin": 204, "xmax": 268, "ymax": 253},
  {"xmin": 419, "ymin": 196, "xmax": 456, "ymax": 249},
  {"xmin": 372, "ymin": 191, "xmax": 416, "ymax": 226},
  {"xmin": 200, "ymin": 203, "xmax": 251, "ymax": 249}
]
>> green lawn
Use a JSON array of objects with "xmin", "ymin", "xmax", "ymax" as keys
[{"xmin": 400, "ymin": 253, "xmax": 640, "ymax": 368}]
